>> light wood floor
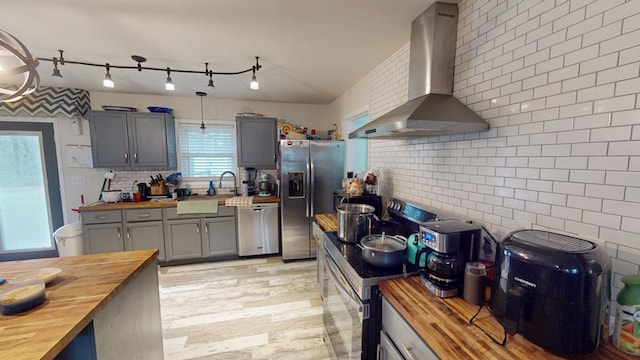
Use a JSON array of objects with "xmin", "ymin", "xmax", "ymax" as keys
[{"xmin": 158, "ymin": 256, "xmax": 331, "ymax": 360}]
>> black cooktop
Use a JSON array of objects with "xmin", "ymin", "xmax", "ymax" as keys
[{"xmin": 325, "ymin": 231, "xmax": 419, "ymax": 279}]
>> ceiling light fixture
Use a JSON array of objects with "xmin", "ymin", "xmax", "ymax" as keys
[
  {"xmin": 165, "ymin": 68, "xmax": 175, "ymax": 91},
  {"xmin": 102, "ymin": 63, "xmax": 114, "ymax": 88},
  {"xmin": 51, "ymin": 57, "xmax": 63, "ymax": 80},
  {"xmin": 37, "ymin": 51, "xmax": 263, "ymax": 92},
  {"xmin": 196, "ymin": 91, "xmax": 207, "ymax": 134},
  {"xmin": 0, "ymin": 28, "xmax": 40, "ymax": 102},
  {"xmin": 250, "ymin": 56, "xmax": 261, "ymax": 90}
]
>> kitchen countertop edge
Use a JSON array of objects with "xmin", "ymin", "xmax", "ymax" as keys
[{"xmin": 79, "ymin": 195, "xmax": 280, "ymax": 211}]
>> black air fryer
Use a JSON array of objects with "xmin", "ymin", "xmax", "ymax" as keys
[{"xmin": 490, "ymin": 230, "xmax": 610, "ymax": 356}]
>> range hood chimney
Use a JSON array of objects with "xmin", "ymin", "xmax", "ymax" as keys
[{"xmin": 349, "ymin": 2, "xmax": 487, "ymax": 139}]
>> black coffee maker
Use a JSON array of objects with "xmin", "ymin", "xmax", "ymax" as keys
[{"xmin": 414, "ymin": 220, "xmax": 481, "ymax": 298}]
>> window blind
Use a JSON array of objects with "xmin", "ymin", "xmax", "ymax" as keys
[{"xmin": 178, "ymin": 122, "xmax": 236, "ymax": 178}]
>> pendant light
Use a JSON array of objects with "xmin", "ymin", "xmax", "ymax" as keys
[
  {"xmin": 0, "ymin": 28, "xmax": 40, "ymax": 102},
  {"xmin": 197, "ymin": 91, "xmax": 207, "ymax": 134},
  {"xmin": 103, "ymin": 63, "xmax": 114, "ymax": 88},
  {"xmin": 165, "ymin": 67, "xmax": 175, "ymax": 91}
]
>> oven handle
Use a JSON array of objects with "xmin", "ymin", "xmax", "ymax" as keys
[{"xmin": 325, "ymin": 255, "xmax": 363, "ymax": 314}]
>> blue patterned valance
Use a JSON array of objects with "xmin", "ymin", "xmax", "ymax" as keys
[{"xmin": 0, "ymin": 86, "xmax": 91, "ymax": 118}]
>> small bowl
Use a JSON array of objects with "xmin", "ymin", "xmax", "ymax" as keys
[
  {"xmin": 0, "ymin": 279, "xmax": 46, "ymax": 315},
  {"xmin": 147, "ymin": 106, "xmax": 172, "ymax": 114},
  {"xmin": 102, "ymin": 190, "xmax": 122, "ymax": 203}
]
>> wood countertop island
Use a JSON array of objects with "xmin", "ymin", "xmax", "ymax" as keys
[
  {"xmin": 0, "ymin": 249, "xmax": 163, "ymax": 360},
  {"xmin": 379, "ymin": 276, "xmax": 634, "ymax": 360}
]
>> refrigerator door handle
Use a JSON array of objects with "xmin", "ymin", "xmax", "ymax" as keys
[
  {"xmin": 310, "ymin": 158, "xmax": 315, "ymax": 216},
  {"xmin": 306, "ymin": 158, "xmax": 311, "ymax": 217}
]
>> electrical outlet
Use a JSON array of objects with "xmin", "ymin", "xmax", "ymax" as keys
[{"xmin": 71, "ymin": 176, "xmax": 86, "ymax": 185}]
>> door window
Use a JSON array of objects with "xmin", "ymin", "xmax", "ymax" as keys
[{"xmin": 0, "ymin": 121, "xmax": 62, "ymax": 260}]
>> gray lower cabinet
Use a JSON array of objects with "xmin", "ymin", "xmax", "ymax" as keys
[
  {"xmin": 82, "ymin": 210, "xmax": 125, "ymax": 254},
  {"xmin": 164, "ymin": 206, "xmax": 237, "ymax": 261},
  {"xmin": 203, "ymin": 217, "xmax": 237, "ymax": 257},
  {"xmin": 124, "ymin": 208, "xmax": 165, "ymax": 261},
  {"xmin": 380, "ymin": 297, "xmax": 438, "ymax": 360},
  {"xmin": 164, "ymin": 219, "xmax": 204, "ymax": 260}
]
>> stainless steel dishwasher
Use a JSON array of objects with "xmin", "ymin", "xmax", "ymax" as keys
[{"xmin": 237, "ymin": 203, "xmax": 280, "ymax": 256}]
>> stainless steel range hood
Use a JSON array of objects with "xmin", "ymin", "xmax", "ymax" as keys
[{"xmin": 349, "ymin": 2, "xmax": 487, "ymax": 140}]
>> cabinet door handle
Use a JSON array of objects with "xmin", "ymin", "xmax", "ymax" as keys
[
  {"xmin": 117, "ymin": 228, "xmax": 121, "ymax": 238},
  {"xmin": 401, "ymin": 344, "xmax": 416, "ymax": 360},
  {"xmin": 196, "ymin": 223, "xmax": 200, "ymax": 233},
  {"xmin": 126, "ymin": 229, "xmax": 130, "ymax": 239},
  {"xmin": 124, "ymin": 153, "xmax": 128, "ymax": 163},
  {"xmin": 137, "ymin": 213, "xmax": 151, "ymax": 218},
  {"xmin": 133, "ymin": 153, "xmax": 137, "ymax": 163},
  {"xmin": 205, "ymin": 223, "xmax": 209, "ymax": 233},
  {"xmin": 95, "ymin": 215, "xmax": 109, "ymax": 220}
]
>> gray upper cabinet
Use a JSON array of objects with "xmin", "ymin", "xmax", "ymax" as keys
[
  {"xmin": 89, "ymin": 111, "xmax": 177, "ymax": 169},
  {"xmin": 236, "ymin": 116, "xmax": 277, "ymax": 169}
]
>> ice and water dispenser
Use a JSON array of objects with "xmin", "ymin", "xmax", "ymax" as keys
[{"xmin": 288, "ymin": 171, "xmax": 305, "ymax": 198}]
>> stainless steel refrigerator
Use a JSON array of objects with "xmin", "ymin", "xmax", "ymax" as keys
[{"xmin": 280, "ymin": 140, "xmax": 344, "ymax": 260}]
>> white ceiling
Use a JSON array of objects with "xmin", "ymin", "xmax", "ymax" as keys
[{"xmin": 2, "ymin": 0, "xmax": 442, "ymax": 105}]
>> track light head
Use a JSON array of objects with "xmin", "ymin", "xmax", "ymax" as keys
[
  {"xmin": 165, "ymin": 67, "xmax": 175, "ymax": 91},
  {"xmin": 103, "ymin": 63, "xmax": 114, "ymax": 88}
]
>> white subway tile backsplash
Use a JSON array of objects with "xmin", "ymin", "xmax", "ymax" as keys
[
  {"xmin": 569, "ymin": 169, "xmax": 606, "ymax": 184},
  {"xmin": 606, "ymin": 171, "xmax": 640, "ymax": 186},
  {"xmin": 547, "ymin": 92, "xmax": 578, "ymax": 108},
  {"xmin": 609, "ymin": 141, "xmax": 640, "ymax": 156},
  {"xmin": 604, "ymin": 1, "xmax": 640, "ymax": 26},
  {"xmin": 601, "ymin": 29, "xmax": 640, "ymax": 55},
  {"xmin": 626, "ymin": 187, "xmax": 640, "ymax": 202},
  {"xmin": 572, "ymin": 142, "xmax": 608, "ymax": 156},
  {"xmin": 541, "ymin": 143, "xmax": 571, "ymax": 156},
  {"xmin": 567, "ymin": 13, "xmax": 603, "ymax": 39},
  {"xmin": 577, "ymin": 84, "xmax": 615, "ymax": 102},
  {"xmin": 556, "ymin": 156, "xmax": 588, "ymax": 169},
  {"xmin": 540, "ymin": 1, "xmax": 570, "ymax": 25},
  {"xmin": 579, "ymin": 53, "xmax": 619, "ymax": 75},
  {"xmin": 527, "ymin": 179, "xmax": 553, "ymax": 192},
  {"xmin": 590, "ymin": 125, "xmax": 632, "ymax": 141},
  {"xmin": 557, "ymin": 129, "xmax": 590, "ymax": 144},
  {"xmin": 630, "ymin": 157, "xmax": 640, "ymax": 170},
  {"xmin": 583, "ymin": 20, "xmax": 622, "ymax": 47},
  {"xmin": 524, "ymin": 48, "xmax": 551, "ymax": 67},
  {"xmin": 565, "ymin": 44, "xmax": 600, "ymax": 66},
  {"xmin": 594, "ymin": 94, "xmax": 636, "ymax": 113},
  {"xmin": 526, "ymin": 23, "xmax": 553, "ymax": 44},
  {"xmin": 516, "ymin": 167, "xmax": 540, "ymax": 179},
  {"xmin": 565, "ymin": 220, "xmax": 600, "ymax": 239},
  {"xmin": 586, "ymin": 0, "xmax": 626, "ymax": 19},
  {"xmin": 526, "ymin": 201, "xmax": 551, "ymax": 215},
  {"xmin": 549, "ymin": 64, "xmax": 580, "ymax": 83},
  {"xmin": 619, "ymin": 44, "xmax": 640, "ymax": 65},
  {"xmin": 551, "ymin": 205, "xmax": 583, "ymax": 221},
  {"xmin": 553, "ymin": 181, "xmax": 586, "ymax": 195},
  {"xmin": 600, "ymin": 227, "xmax": 640, "ymax": 250},
  {"xmin": 567, "ymin": 195, "xmax": 603, "ymax": 211},
  {"xmin": 597, "ymin": 63, "xmax": 640, "ymax": 86},
  {"xmin": 586, "ymin": 184, "xmax": 626, "ymax": 200},
  {"xmin": 584, "ymin": 210, "xmax": 621, "ymax": 228},
  {"xmin": 615, "ymin": 77, "xmax": 640, "ymax": 97},
  {"xmin": 588, "ymin": 156, "xmax": 629, "ymax": 170},
  {"xmin": 521, "ymin": 98, "xmax": 547, "ymax": 113},
  {"xmin": 539, "ymin": 191, "xmax": 568, "ymax": 205},
  {"xmin": 559, "ymin": 102, "xmax": 594, "ymax": 118},
  {"xmin": 574, "ymin": 113, "xmax": 611, "ymax": 129},
  {"xmin": 622, "ymin": 217, "xmax": 640, "ymax": 234},
  {"xmin": 535, "ymin": 56, "xmax": 565, "ymax": 75},
  {"xmin": 540, "ymin": 168, "xmax": 569, "ymax": 181},
  {"xmin": 511, "ymin": 65, "xmax": 536, "ymax": 81}
]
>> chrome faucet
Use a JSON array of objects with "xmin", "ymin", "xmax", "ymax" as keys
[{"xmin": 219, "ymin": 171, "xmax": 237, "ymax": 195}]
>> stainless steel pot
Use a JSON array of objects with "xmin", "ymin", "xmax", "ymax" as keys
[
  {"xmin": 336, "ymin": 203, "xmax": 376, "ymax": 243},
  {"xmin": 358, "ymin": 233, "xmax": 407, "ymax": 268}
]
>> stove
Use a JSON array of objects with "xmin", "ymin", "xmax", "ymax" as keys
[{"xmin": 321, "ymin": 198, "xmax": 440, "ymax": 360}]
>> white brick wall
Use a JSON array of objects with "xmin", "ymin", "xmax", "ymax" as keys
[{"xmin": 368, "ymin": 0, "xmax": 640, "ymax": 297}]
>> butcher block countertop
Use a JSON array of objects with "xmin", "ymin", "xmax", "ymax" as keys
[
  {"xmin": 0, "ymin": 249, "xmax": 159, "ymax": 360},
  {"xmin": 379, "ymin": 276, "xmax": 634, "ymax": 360},
  {"xmin": 79, "ymin": 194, "xmax": 280, "ymax": 211},
  {"xmin": 315, "ymin": 213, "xmax": 338, "ymax": 232}
]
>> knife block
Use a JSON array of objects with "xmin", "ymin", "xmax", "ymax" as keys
[{"xmin": 150, "ymin": 182, "xmax": 168, "ymax": 195}]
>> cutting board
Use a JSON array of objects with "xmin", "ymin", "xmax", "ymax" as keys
[{"xmin": 315, "ymin": 213, "xmax": 338, "ymax": 232}]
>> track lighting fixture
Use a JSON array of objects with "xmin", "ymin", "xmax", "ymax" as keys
[
  {"xmin": 196, "ymin": 91, "xmax": 207, "ymax": 134},
  {"xmin": 103, "ymin": 63, "xmax": 114, "ymax": 88},
  {"xmin": 37, "ymin": 51, "xmax": 263, "ymax": 93},
  {"xmin": 165, "ymin": 68, "xmax": 175, "ymax": 91}
]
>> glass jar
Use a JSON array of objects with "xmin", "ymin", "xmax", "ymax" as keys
[{"xmin": 613, "ymin": 274, "xmax": 640, "ymax": 356}]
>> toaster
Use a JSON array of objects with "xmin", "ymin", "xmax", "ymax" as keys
[{"xmin": 490, "ymin": 229, "xmax": 611, "ymax": 356}]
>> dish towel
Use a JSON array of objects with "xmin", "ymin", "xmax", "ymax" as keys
[
  {"xmin": 225, "ymin": 196, "xmax": 254, "ymax": 206},
  {"xmin": 176, "ymin": 200, "xmax": 219, "ymax": 214}
]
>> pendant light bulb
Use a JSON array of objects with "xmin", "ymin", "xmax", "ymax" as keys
[
  {"xmin": 165, "ymin": 68, "xmax": 175, "ymax": 91},
  {"xmin": 103, "ymin": 63, "xmax": 114, "ymax": 88},
  {"xmin": 196, "ymin": 91, "xmax": 207, "ymax": 134},
  {"xmin": 250, "ymin": 67, "xmax": 259, "ymax": 90}
]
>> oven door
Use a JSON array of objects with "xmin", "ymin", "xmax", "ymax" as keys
[{"xmin": 323, "ymin": 252, "xmax": 368, "ymax": 359}]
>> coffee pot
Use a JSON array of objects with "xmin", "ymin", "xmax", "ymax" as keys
[{"xmin": 137, "ymin": 183, "xmax": 150, "ymax": 200}]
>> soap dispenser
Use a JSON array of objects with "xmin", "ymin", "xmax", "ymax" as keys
[{"xmin": 207, "ymin": 181, "xmax": 216, "ymax": 196}]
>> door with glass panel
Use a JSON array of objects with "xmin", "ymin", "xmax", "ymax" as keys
[{"xmin": 0, "ymin": 121, "xmax": 62, "ymax": 260}]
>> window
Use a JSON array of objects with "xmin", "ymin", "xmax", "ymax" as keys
[
  {"xmin": 178, "ymin": 121, "xmax": 236, "ymax": 178},
  {"xmin": 0, "ymin": 121, "xmax": 62, "ymax": 261},
  {"xmin": 346, "ymin": 114, "xmax": 368, "ymax": 174}
]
